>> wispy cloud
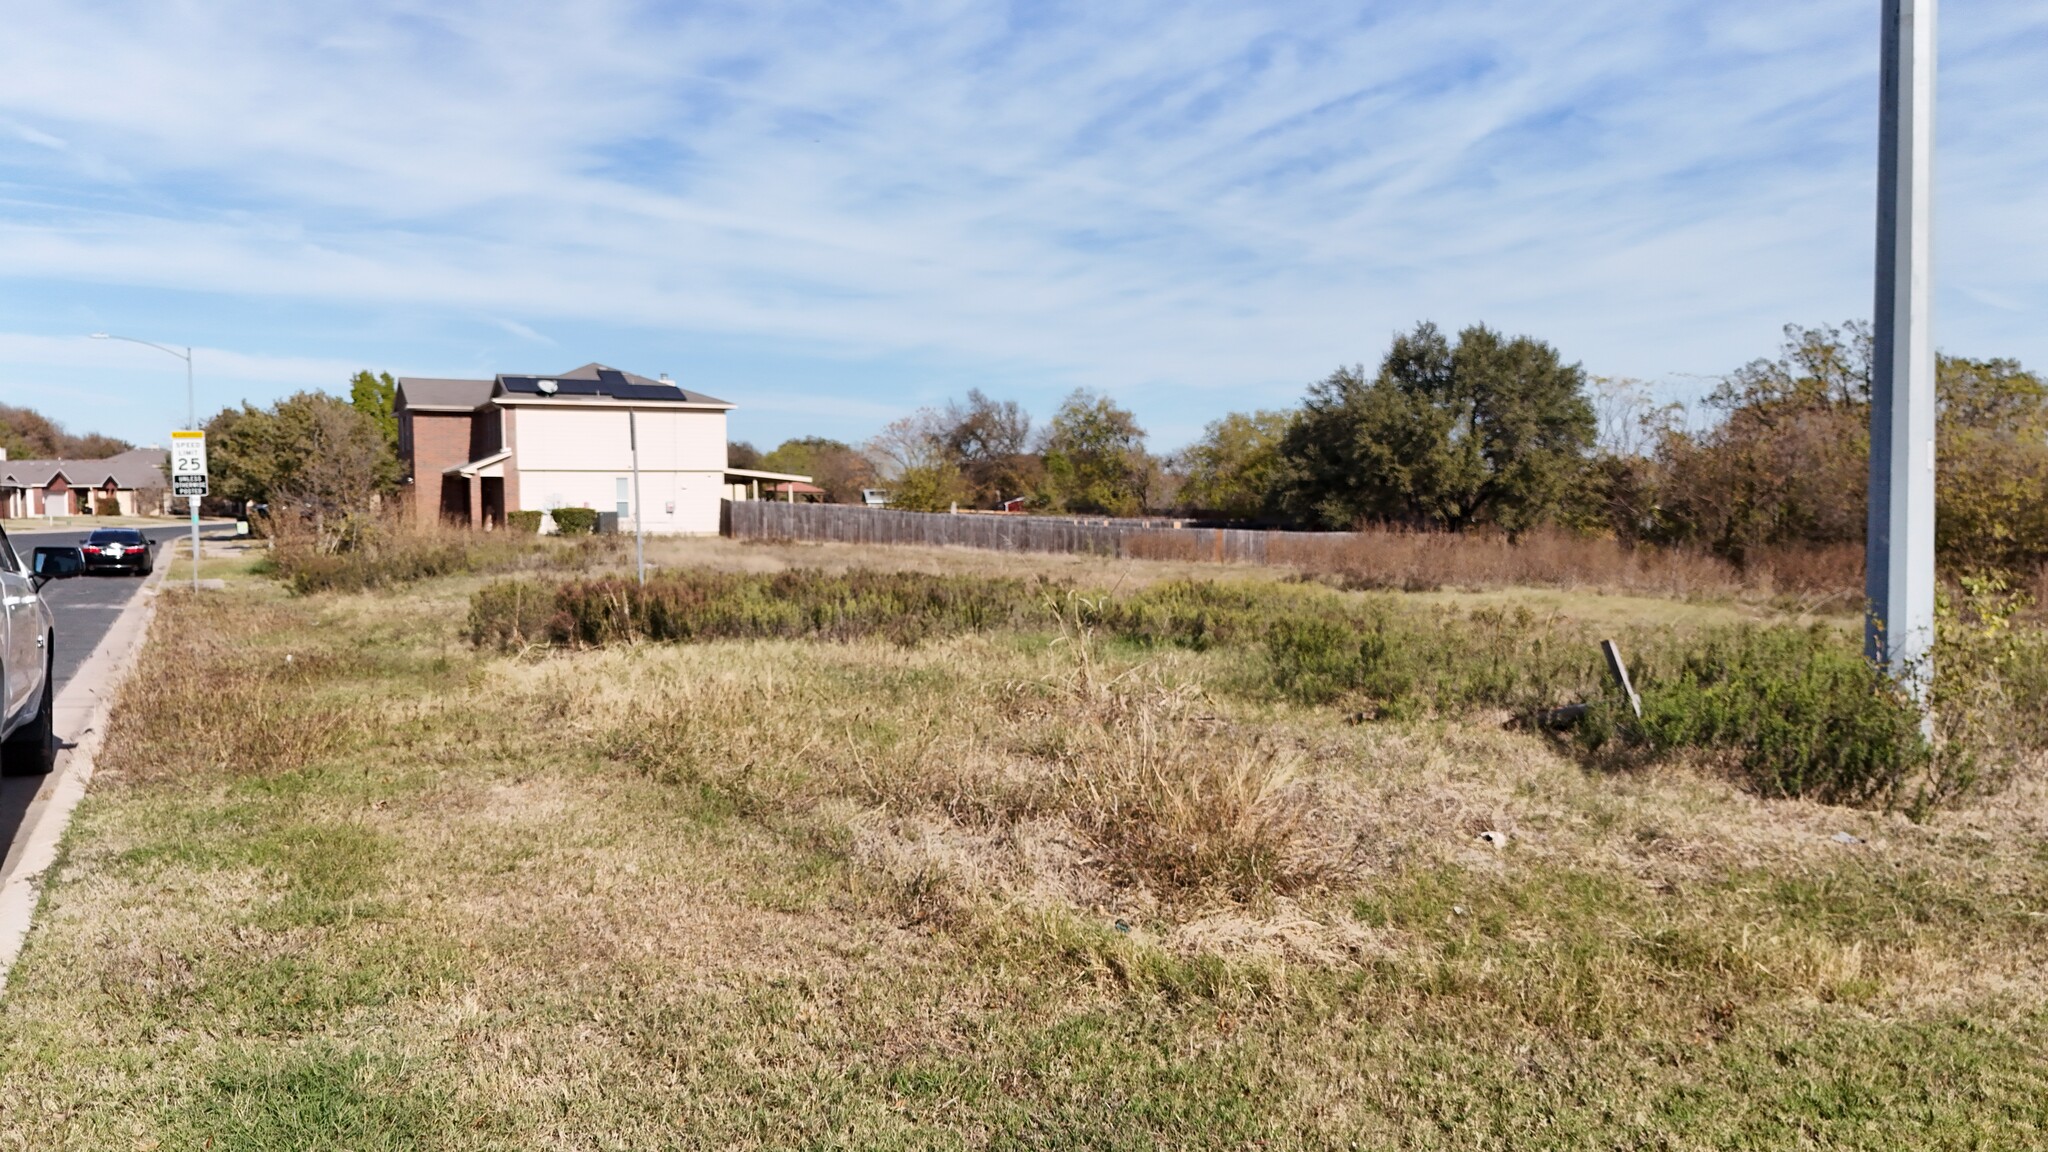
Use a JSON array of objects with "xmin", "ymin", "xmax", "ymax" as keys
[
  {"xmin": 2, "ymin": 119, "xmax": 65, "ymax": 150},
  {"xmin": 487, "ymin": 317, "xmax": 556, "ymax": 346},
  {"xmin": 0, "ymin": 1, "xmax": 2043, "ymax": 447}
]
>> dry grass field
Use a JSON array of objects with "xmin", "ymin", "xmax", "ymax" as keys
[{"xmin": 2, "ymin": 538, "xmax": 2045, "ymax": 1149}]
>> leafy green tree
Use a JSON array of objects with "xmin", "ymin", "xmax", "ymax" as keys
[
  {"xmin": 1652, "ymin": 324, "xmax": 1873, "ymax": 562},
  {"xmin": 349, "ymin": 370, "xmax": 399, "ymax": 453},
  {"xmin": 1037, "ymin": 390, "xmax": 1149, "ymax": 516},
  {"xmin": 209, "ymin": 392, "xmax": 399, "ymax": 542},
  {"xmin": 865, "ymin": 411, "xmax": 967, "ymax": 512},
  {"xmin": 761, "ymin": 436, "xmax": 877, "ymax": 504},
  {"xmin": 1276, "ymin": 323, "xmax": 1595, "ymax": 533},
  {"xmin": 1713, "ymin": 321, "xmax": 1872, "ymax": 411},
  {"xmin": 1177, "ymin": 409, "xmax": 1294, "ymax": 518},
  {"xmin": 1936, "ymin": 357, "xmax": 2048, "ymax": 574},
  {"xmin": 1646, "ymin": 323, "xmax": 2048, "ymax": 575}
]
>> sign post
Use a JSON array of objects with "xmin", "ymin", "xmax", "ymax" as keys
[{"xmin": 171, "ymin": 430, "xmax": 208, "ymax": 592}]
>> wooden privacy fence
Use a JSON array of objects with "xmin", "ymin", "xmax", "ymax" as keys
[
  {"xmin": 724, "ymin": 499, "xmax": 1378, "ymax": 567},
  {"xmin": 723, "ymin": 500, "xmax": 1754, "ymax": 595}
]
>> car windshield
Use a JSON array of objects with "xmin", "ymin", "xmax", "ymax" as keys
[{"xmin": 87, "ymin": 529, "xmax": 145, "ymax": 543}]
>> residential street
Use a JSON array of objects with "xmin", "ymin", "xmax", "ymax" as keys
[
  {"xmin": 10, "ymin": 523, "xmax": 224, "ymax": 689},
  {"xmin": 0, "ymin": 522, "xmax": 232, "ymax": 881}
]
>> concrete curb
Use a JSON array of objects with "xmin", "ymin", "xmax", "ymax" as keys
[{"xmin": 0, "ymin": 547, "xmax": 173, "ymax": 991}]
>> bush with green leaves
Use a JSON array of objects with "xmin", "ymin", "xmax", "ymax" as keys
[
  {"xmin": 1576, "ymin": 626, "xmax": 1933, "ymax": 808},
  {"xmin": 549, "ymin": 507, "xmax": 598, "ymax": 535},
  {"xmin": 507, "ymin": 510, "xmax": 543, "ymax": 535}
]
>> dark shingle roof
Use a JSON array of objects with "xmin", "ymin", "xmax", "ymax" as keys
[{"xmin": 396, "ymin": 377, "xmax": 494, "ymax": 411}]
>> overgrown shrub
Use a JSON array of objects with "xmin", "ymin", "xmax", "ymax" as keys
[
  {"xmin": 271, "ymin": 519, "xmax": 628, "ymax": 594},
  {"xmin": 550, "ymin": 507, "xmax": 598, "ymax": 535},
  {"xmin": 470, "ymin": 571, "xmax": 1610, "ymax": 719},
  {"xmin": 469, "ymin": 566, "xmax": 2048, "ymax": 812},
  {"xmin": 1094, "ymin": 580, "xmax": 1602, "ymax": 717},
  {"xmin": 95, "ymin": 498, "xmax": 122, "ymax": 517},
  {"xmin": 1577, "ymin": 626, "xmax": 1933, "ymax": 808},
  {"xmin": 1932, "ymin": 575, "xmax": 2048, "ymax": 794},
  {"xmin": 472, "ymin": 568, "xmax": 1048, "ymax": 649},
  {"xmin": 507, "ymin": 510, "xmax": 544, "ymax": 534}
]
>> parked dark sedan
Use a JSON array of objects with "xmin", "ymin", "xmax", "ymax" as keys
[{"xmin": 79, "ymin": 527, "xmax": 155, "ymax": 576}]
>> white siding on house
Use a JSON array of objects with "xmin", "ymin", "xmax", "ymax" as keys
[
  {"xmin": 510, "ymin": 406, "xmax": 726, "ymax": 473},
  {"xmin": 510, "ymin": 404, "xmax": 728, "ymax": 534}
]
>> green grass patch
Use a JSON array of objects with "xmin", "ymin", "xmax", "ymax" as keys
[{"xmin": 166, "ymin": 1045, "xmax": 451, "ymax": 1151}]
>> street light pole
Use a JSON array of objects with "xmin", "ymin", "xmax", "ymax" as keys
[
  {"xmin": 1866, "ymin": 0, "xmax": 1937, "ymax": 702},
  {"xmin": 90, "ymin": 333, "xmax": 201, "ymax": 591},
  {"xmin": 629, "ymin": 410, "xmax": 646, "ymax": 585}
]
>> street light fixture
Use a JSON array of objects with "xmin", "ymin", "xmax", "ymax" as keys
[{"xmin": 89, "ymin": 333, "xmax": 201, "ymax": 590}]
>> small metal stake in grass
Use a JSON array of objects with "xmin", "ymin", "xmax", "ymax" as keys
[{"xmin": 1601, "ymin": 639, "xmax": 1642, "ymax": 719}]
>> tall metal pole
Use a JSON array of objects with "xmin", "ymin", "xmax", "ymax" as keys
[
  {"xmin": 91, "ymin": 333, "xmax": 201, "ymax": 590},
  {"xmin": 187, "ymin": 347, "xmax": 200, "ymax": 592},
  {"xmin": 1866, "ymin": 0, "xmax": 1938, "ymax": 698},
  {"xmin": 629, "ymin": 410, "xmax": 646, "ymax": 585}
]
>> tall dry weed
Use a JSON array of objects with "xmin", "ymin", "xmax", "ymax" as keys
[
  {"xmin": 1055, "ymin": 707, "xmax": 1319, "ymax": 899},
  {"xmin": 271, "ymin": 513, "xmax": 630, "ymax": 594},
  {"xmin": 574, "ymin": 623, "xmax": 1346, "ymax": 910},
  {"xmin": 100, "ymin": 594, "xmax": 357, "ymax": 780},
  {"xmin": 1746, "ymin": 543, "xmax": 1864, "ymax": 598},
  {"xmin": 1269, "ymin": 527, "xmax": 1751, "ymax": 598}
]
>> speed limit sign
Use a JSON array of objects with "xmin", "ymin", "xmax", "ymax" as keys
[{"xmin": 171, "ymin": 429, "xmax": 208, "ymax": 497}]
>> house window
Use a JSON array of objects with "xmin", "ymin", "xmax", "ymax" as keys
[{"xmin": 615, "ymin": 477, "xmax": 630, "ymax": 520}]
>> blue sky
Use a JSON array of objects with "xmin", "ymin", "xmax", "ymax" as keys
[{"xmin": 1, "ymin": 1, "xmax": 2043, "ymax": 454}]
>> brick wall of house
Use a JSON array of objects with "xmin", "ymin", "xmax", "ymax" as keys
[
  {"xmin": 469, "ymin": 406, "xmax": 504, "ymax": 460},
  {"xmin": 405, "ymin": 411, "xmax": 478, "ymax": 523}
]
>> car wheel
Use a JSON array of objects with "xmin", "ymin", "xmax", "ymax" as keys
[{"xmin": 1, "ymin": 646, "xmax": 57, "ymax": 777}]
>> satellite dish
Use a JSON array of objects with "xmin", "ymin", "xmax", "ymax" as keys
[{"xmin": 537, "ymin": 379, "xmax": 558, "ymax": 395}]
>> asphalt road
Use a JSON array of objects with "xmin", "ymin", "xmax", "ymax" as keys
[
  {"xmin": 11, "ymin": 523, "xmax": 229, "ymax": 693},
  {"xmin": 1, "ymin": 522, "xmax": 233, "ymax": 880}
]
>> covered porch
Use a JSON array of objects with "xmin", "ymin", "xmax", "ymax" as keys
[{"xmin": 442, "ymin": 449, "xmax": 511, "ymax": 528}]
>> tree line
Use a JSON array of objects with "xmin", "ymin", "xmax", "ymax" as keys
[
  {"xmin": 745, "ymin": 320, "xmax": 2045, "ymax": 578},
  {"xmin": 0, "ymin": 405, "xmax": 132, "ymax": 460},
  {"xmin": 1196, "ymin": 320, "xmax": 2047, "ymax": 575},
  {"xmin": 732, "ymin": 387, "xmax": 1164, "ymax": 516},
  {"xmin": 181, "ymin": 329, "xmax": 2045, "ymax": 579}
]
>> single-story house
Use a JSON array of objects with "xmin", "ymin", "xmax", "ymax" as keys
[
  {"xmin": 0, "ymin": 447, "xmax": 170, "ymax": 518},
  {"xmin": 395, "ymin": 363, "xmax": 809, "ymax": 535}
]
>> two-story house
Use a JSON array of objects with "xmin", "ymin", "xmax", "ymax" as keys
[{"xmin": 395, "ymin": 363, "xmax": 803, "ymax": 534}]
